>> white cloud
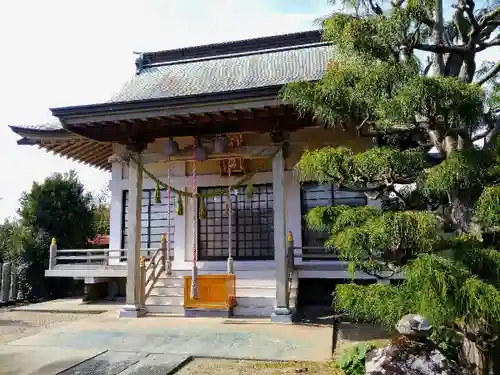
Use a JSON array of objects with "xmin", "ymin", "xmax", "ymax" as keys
[{"xmin": 0, "ymin": 0, "xmax": 327, "ymax": 220}]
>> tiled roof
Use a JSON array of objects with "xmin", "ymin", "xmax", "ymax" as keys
[
  {"xmin": 109, "ymin": 31, "xmax": 332, "ymax": 102},
  {"xmin": 12, "ymin": 31, "xmax": 332, "ymax": 132},
  {"xmin": 12, "ymin": 122, "xmax": 63, "ymax": 131}
]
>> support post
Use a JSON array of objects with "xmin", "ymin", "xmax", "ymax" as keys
[
  {"xmin": 9, "ymin": 265, "xmax": 17, "ymax": 302},
  {"xmin": 226, "ymin": 188, "xmax": 234, "ymax": 274},
  {"xmin": 190, "ymin": 156, "xmax": 198, "ymax": 299},
  {"xmin": 49, "ymin": 238, "xmax": 57, "ymax": 270},
  {"xmin": 287, "ymin": 231, "xmax": 294, "ymax": 273},
  {"xmin": 162, "ymin": 234, "xmax": 171, "ymax": 275},
  {"xmin": 0, "ymin": 263, "xmax": 2, "ymax": 303},
  {"xmin": 271, "ymin": 146, "xmax": 293, "ymax": 323},
  {"xmin": 17, "ymin": 266, "xmax": 26, "ymax": 301},
  {"xmin": 139, "ymin": 256, "xmax": 146, "ymax": 308},
  {"xmin": 1, "ymin": 263, "xmax": 11, "ymax": 303},
  {"xmin": 120, "ymin": 149, "xmax": 146, "ymax": 318}
]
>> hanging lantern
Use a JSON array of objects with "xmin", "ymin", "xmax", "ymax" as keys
[
  {"xmin": 213, "ymin": 134, "xmax": 229, "ymax": 153},
  {"xmin": 193, "ymin": 137, "xmax": 208, "ymax": 162},
  {"xmin": 164, "ymin": 137, "xmax": 179, "ymax": 156}
]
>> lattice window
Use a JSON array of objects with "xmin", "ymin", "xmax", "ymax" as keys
[
  {"xmin": 198, "ymin": 184, "xmax": 274, "ymax": 260},
  {"xmin": 122, "ymin": 189, "xmax": 175, "ymax": 250},
  {"xmin": 300, "ymin": 183, "xmax": 367, "ymax": 259}
]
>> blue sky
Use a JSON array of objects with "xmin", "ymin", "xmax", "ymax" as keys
[
  {"xmin": 0, "ymin": 0, "xmax": 497, "ymax": 221},
  {"xmin": 0, "ymin": 0, "xmax": 329, "ymax": 220}
]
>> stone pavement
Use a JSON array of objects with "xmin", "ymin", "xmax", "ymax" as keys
[{"xmin": 1, "ymin": 310, "xmax": 333, "ymax": 374}]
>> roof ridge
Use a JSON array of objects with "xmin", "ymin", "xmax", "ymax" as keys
[
  {"xmin": 135, "ymin": 29, "xmax": 322, "ymax": 74},
  {"xmin": 142, "ymin": 41, "xmax": 330, "ymax": 69}
]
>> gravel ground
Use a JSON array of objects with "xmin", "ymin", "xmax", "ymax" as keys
[
  {"xmin": 175, "ymin": 359, "xmax": 341, "ymax": 375},
  {"xmin": 0, "ymin": 308, "xmax": 91, "ymax": 344}
]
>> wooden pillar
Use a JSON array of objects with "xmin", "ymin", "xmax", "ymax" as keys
[
  {"xmin": 119, "ymin": 148, "xmax": 146, "ymax": 317},
  {"xmin": 271, "ymin": 146, "xmax": 293, "ymax": 323}
]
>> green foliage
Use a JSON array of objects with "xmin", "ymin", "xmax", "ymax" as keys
[
  {"xmin": 423, "ymin": 150, "xmax": 489, "ymax": 198},
  {"xmin": 475, "ymin": 186, "xmax": 500, "ymax": 231},
  {"xmin": 380, "ymin": 76, "xmax": 484, "ymax": 131},
  {"xmin": 91, "ymin": 186, "xmax": 110, "ymax": 235},
  {"xmin": 287, "ymin": 0, "xmax": 500, "ymax": 371},
  {"xmin": 295, "ymin": 146, "xmax": 427, "ymax": 187},
  {"xmin": 19, "ymin": 170, "xmax": 95, "ymax": 249},
  {"xmin": 336, "ymin": 283, "xmax": 408, "ymax": 328},
  {"xmin": 0, "ymin": 219, "xmax": 30, "ymax": 263},
  {"xmin": 336, "ymin": 342, "xmax": 375, "ymax": 375},
  {"xmin": 305, "ymin": 205, "xmax": 378, "ymax": 233},
  {"xmin": 9, "ymin": 170, "xmax": 99, "ymax": 300},
  {"xmin": 336, "ymin": 253, "xmax": 500, "ymax": 341},
  {"xmin": 318, "ymin": 208, "xmax": 442, "ymax": 263}
]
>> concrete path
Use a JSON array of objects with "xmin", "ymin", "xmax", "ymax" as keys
[
  {"xmin": 1, "ymin": 310, "xmax": 333, "ymax": 374},
  {"xmin": 9, "ymin": 298, "xmax": 122, "ymax": 314}
]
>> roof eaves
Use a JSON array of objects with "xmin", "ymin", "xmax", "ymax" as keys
[
  {"xmin": 9, "ymin": 125, "xmax": 75, "ymax": 140},
  {"xmin": 50, "ymin": 85, "xmax": 284, "ymax": 120}
]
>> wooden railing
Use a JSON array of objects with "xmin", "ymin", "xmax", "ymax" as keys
[
  {"xmin": 48, "ymin": 237, "xmax": 174, "ymax": 270},
  {"xmin": 286, "ymin": 232, "xmax": 341, "ymax": 266},
  {"xmin": 143, "ymin": 235, "xmax": 170, "ymax": 300}
]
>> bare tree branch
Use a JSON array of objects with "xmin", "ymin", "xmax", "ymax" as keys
[
  {"xmin": 464, "ymin": 0, "xmax": 479, "ymax": 34},
  {"xmin": 477, "ymin": 61, "xmax": 500, "ymax": 85},
  {"xmin": 477, "ymin": 36, "xmax": 500, "ymax": 51},
  {"xmin": 484, "ymin": 121, "xmax": 500, "ymax": 149},
  {"xmin": 479, "ymin": 6, "xmax": 500, "ymax": 26},
  {"xmin": 423, "ymin": 56, "xmax": 433, "ymax": 75},
  {"xmin": 368, "ymin": 0, "xmax": 383, "ymax": 15},
  {"xmin": 433, "ymin": 0, "xmax": 446, "ymax": 75},
  {"xmin": 421, "ymin": 16, "xmax": 435, "ymax": 29},
  {"xmin": 413, "ymin": 43, "xmax": 467, "ymax": 53}
]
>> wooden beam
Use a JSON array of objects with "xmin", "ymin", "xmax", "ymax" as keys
[
  {"xmin": 51, "ymin": 140, "xmax": 84, "ymax": 154},
  {"xmin": 84, "ymin": 145, "xmax": 112, "ymax": 165},
  {"xmin": 61, "ymin": 140, "xmax": 98, "ymax": 160},
  {"xmin": 77, "ymin": 142, "xmax": 109, "ymax": 160},
  {"xmin": 143, "ymin": 144, "xmax": 280, "ymax": 164},
  {"xmin": 69, "ymin": 115, "xmax": 315, "ymax": 143}
]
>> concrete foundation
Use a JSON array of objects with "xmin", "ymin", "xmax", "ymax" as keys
[
  {"xmin": 270, "ymin": 307, "xmax": 295, "ymax": 324},
  {"xmin": 119, "ymin": 305, "xmax": 147, "ymax": 318},
  {"xmin": 184, "ymin": 308, "xmax": 234, "ymax": 318},
  {"xmin": 82, "ymin": 282, "xmax": 108, "ymax": 302}
]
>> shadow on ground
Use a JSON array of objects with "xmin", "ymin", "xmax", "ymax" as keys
[{"xmin": 0, "ymin": 319, "xmax": 30, "ymax": 327}]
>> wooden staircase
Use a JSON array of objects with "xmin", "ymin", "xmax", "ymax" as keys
[
  {"xmin": 145, "ymin": 268, "xmax": 298, "ymax": 317},
  {"xmin": 141, "ymin": 237, "xmax": 298, "ymax": 317}
]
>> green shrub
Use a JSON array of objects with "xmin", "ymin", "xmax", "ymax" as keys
[{"xmin": 336, "ymin": 342, "xmax": 375, "ymax": 375}]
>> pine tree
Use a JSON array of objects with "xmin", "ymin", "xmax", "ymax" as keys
[{"xmin": 282, "ymin": 1, "xmax": 500, "ymax": 373}]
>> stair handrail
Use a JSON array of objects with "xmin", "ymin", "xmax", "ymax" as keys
[
  {"xmin": 286, "ymin": 231, "xmax": 295, "ymax": 306},
  {"xmin": 144, "ymin": 235, "xmax": 168, "ymax": 300}
]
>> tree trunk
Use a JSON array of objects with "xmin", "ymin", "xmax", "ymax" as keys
[
  {"xmin": 450, "ymin": 195, "xmax": 474, "ymax": 233},
  {"xmin": 490, "ymin": 348, "xmax": 500, "ymax": 375},
  {"xmin": 461, "ymin": 337, "xmax": 486, "ymax": 375},
  {"xmin": 432, "ymin": 0, "xmax": 445, "ymax": 76}
]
